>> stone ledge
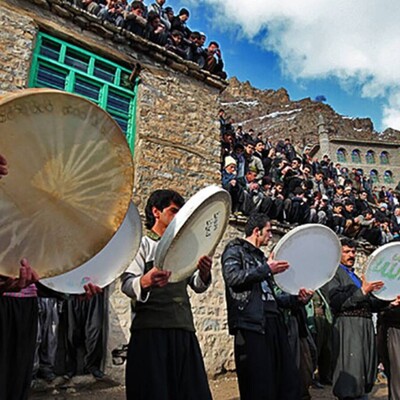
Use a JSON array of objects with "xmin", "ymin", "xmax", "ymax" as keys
[{"xmin": 24, "ymin": 0, "xmax": 228, "ymax": 91}]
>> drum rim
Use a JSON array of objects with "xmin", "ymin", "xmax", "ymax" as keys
[
  {"xmin": 274, "ymin": 223, "xmax": 341, "ymax": 294},
  {"xmin": 155, "ymin": 186, "xmax": 231, "ymax": 282},
  {"xmin": 366, "ymin": 242, "xmax": 400, "ymax": 301},
  {"xmin": 40, "ymin": 201, "xmax": 142, "ymax": 293}
]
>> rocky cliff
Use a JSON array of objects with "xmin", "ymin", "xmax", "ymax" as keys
[{"xmin": 220, "ymin": 77, "xmax": 400, "ymax": 150}]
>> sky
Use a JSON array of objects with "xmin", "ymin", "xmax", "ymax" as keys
[{"xmin": 166, "ymin": 0, "xmax": 400, "ymax": 133}]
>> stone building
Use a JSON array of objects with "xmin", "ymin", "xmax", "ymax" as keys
[
  {"xmin": 0, "ymin": 0, "xmax": 234, "ymax": 382},
  {"xmin": 313, "ymin": 115, "xmax": 400, "ymax": 186}
]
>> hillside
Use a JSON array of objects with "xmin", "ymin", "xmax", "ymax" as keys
[{"xmin": 219, "ymin": 77, "xmax": 400, "ymax": 150}]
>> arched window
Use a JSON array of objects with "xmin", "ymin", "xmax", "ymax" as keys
[
  {"xmin": 351, "ymin": 149, "xmax": 361, "ymax": 164},
  {"xmin": 380, "ymin": 151, "xmax": 390, "ymax": 165},
  {"xmin": 336, "ymin": 148, "xmax": 347, "ymax": 162},
  {"xmin": 366, "ymin": 150, "xmax": 375, "ymax": 164},
  {"xmin": 370, "ymin": 169, "xmax": 379, "ymax": 183},
  {"xmin": 384, "ymin": 170, "xmax": 394, "ymax": 184}
]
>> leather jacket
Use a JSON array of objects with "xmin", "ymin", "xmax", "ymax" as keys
[{"xmin": 221, "ymin": 238, "xmax": 276, "ymax": 334}]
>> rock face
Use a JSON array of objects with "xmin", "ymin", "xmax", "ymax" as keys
[{"xmin": 220, "ymin": 78, "xmax": 400, "ymax": 151}]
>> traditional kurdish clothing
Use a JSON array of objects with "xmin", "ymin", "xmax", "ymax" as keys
[
  {"xmin": 0, "ymin": 285, "xmax": 38, "ymax": 400},
  {"xmin": 322, "ymin": 265, "xmax": 388, "ymax": 399},
  {"xmin": 121, "ymin": 231, "xmax": 212, "ymax": 400},
  {"xmin": 377, "ymin": 308, "xmax": 400, "ymax": 400}
]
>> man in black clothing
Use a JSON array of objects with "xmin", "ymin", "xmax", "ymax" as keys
[
  {"xmin": 171, "ymin": 8, "xmax": 190, "ymax": 37},
  {"xmin": 222, "ymin": 213, "xmax": 308, "ymax": 400}
]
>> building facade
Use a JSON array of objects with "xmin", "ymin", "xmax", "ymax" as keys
[{"xmin": 315, "ymin": 115, "xmax": 400, "ymax": 186}]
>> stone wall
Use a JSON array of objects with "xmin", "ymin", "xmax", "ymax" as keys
[
  {"xmin": 0, "ymin": 0, "xmax": 228, "ymax": 382},
  {"xmin": 0, "ymin": 7, "xmax": 37, "ymax": 93}
]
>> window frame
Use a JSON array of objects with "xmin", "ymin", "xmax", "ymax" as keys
[{"xmin": 28, "ymin": 32, "xmax": 139, "ymax": 154}]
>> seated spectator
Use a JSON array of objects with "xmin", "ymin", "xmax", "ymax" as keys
[
  {"xmin": 98, "ymin": 0, "xmax": 127, "ymax": 26},
  {"xmin": 74, "ymin": 0, "xmax": 101, "ymax": 15},
  {"xmin": 355, "ymin": 190, "xmax": 370, "ymax": 215},
  {"xmin": 145, "ymin": 11, "xmax": 168, "ymax": 45},
  {"xmin": 164, "ymin": 6, "xmax": 174, "ymax": 24},
  {"xmin": 283, "ymin": 138, "xmax": 296, "ymax": 161},
  {"xmin": 327, "ymin": 202, "xmax": 346, "ymax": 234},
  {"xmin": 171, "ymin": 8, "xmax": 190, "ymax": 38},
  {"xmin": 222, "ymin": 156, "xmax": 237, "ymax": 189},
  {"xmin": 232, "ymin": 143, "xmax": 245, "ymax": 178},
  {"xmin": 235, "ymin": 169, "xmax": 273, "ymax": 216},
  {"xmin": 203, "ymin": 42, "xmax": 227, "ymax": 79},
  {"xmin": 123, "ymin": 0, "xmax": 146, "ymax": 34},
  {"xmin": 147, "ymin": 0, "xmax": 171, "ymax": 31},
  {"xmin": 165, "ymin": 30, "xmax": 186, "ymax": 58},
  {"xmin": 185, "ymin": 31, "xmax": 206, "ymax": 67},
  {"xmin": 243, "ymin": 140, "xmax": 264, "ymax": 182}
]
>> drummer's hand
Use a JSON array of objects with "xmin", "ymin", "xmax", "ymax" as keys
[
  {"xmin": 0, "ymin": 154, "xmax": 8, "ymax": 178},
  {"xmin": 361, "ymin": 274, "xmax": 384, "ymax": 295},
  {"xmin": 197, "ymin": 255, "xmax": 212, "ymax": 282},
  {"xmin": 268, "ymin": 252, "xmax": 289, "ymax": 275},
  {"xmin": 83, "ymin": 283, "xmax": 102, "ymax": 300},
  {"xmin": 0, "ymin": 258, "xmax": 39, "ymax": 293},
  {"xmin": 298, "ymin": 288, "xmax": 314, "ymax": 304},
  {"xmin": 389, "ymin": 295, "xmax": 400, "ymax": 308},
  {"xmin": 140, "ymin": 267, "xmax": 171, "ymax": 290}
]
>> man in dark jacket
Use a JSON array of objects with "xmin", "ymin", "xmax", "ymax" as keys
[{"xmin": 221, "ymin": 213, "xmax": 310, "ymax": 400}]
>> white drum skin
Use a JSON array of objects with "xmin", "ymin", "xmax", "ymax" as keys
[
  {"xmin": 41, "ymin": 202, "xmax": 142, "ymax": 294},
  {"xmin": 155, "ymin": 186, "xmax": 231, "ymax": 283},
  {"xmin": 273, "ymin": 224, "xmax": 341, "ymax": 295},
  {"xmin": 365, "ymin": 242, "xmax": 400, "ymax": 301}
]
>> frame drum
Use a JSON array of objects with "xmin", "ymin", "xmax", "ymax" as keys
[
  {"xmin": 365, "ymin": 242, "xmax": 400, "ymax": 301},
  {"xmin": 155, "ymin": 186, "xmax": 231, "ymax": 283},
  {"xmin": 41, "ymin": 202, "xmax": 142, "ymax": 294},
  {"xmin": 0, "ymin": 89, "xmax": 133, "ymax": 278},
  {"xmin": 273, "ymin": 224, "xmax": 341, "ymax": 295}
]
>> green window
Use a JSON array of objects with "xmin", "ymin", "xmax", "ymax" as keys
[{"xmin": 28, "ymin": 32, "xmax": 139, "ymax": 154}]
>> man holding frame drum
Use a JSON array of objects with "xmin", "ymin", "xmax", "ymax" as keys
[
  {"xmin": 221, "ymin": 213, "xmax": 312, "ymax": 400},
  {"xmin": 121, "ymin": 189, "xmax": 213, "ymax": 400},
  {"xmin": 322, "ymin": 238, "xmax": 400, "ymax": 400}
]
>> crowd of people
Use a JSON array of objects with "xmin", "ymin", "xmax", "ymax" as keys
[
  {"xmin": 71, "ymin": 0, "xmax": 227, "ymax": 78},
  {"xmin": 1, "ymin": 99, "xmax": 400, "ymax": 400},
  {"xmin": 219, "ymin": 108, "xmax": 400, "ymax": 246}
]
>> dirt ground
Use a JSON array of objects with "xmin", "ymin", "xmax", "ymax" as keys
[{"xmin": 30, "ymin": 374, "xmax": 388, "ymax": 400}]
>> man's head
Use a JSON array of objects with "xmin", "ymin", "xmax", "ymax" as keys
[
  {"xmin": 199, "ymin": 32, "xmax": 206, "ymax": 46},
  {"xmin": 359, "ymin": 191, "xmax": 368, "ymax": 200},
  {"xmin": 156, "ymin": 0, "xmax": 165, "ymax": 6},
  {"xmin": 244, "ymin": 142, "xmax": 255, "ymax": 156},
  {"xmin": 224, "ymin": 156, "xmax": 237, "ymax": 174},
  {"xmin": 245, "ymin": 169, "xmax": 257, "ymax": 182},
  {"xmin": 208, "ymin": 41, "xmax": 220, "ymax": 54},
  {"xmin": 244, "ymin": 213, "xmax": 272, "ymax": 247},
  {"xmin": 171, "ymin": 30, "xmax": 183, "ymax": 44},
  {"xmin": 165, "ymin": 6, "xmax": 174, "ymax": 21},
  {"xmin": 145, "ymin": 189, "xmax": 185, "ymax": 230},
  {"xmin": 333, "ymin": 202, "xmax": 343, "ymax": 214},
  {"xmin": 315, "ymin": 171, "xmax": 324, "ymax": 182},
  {"xmin": 291, "ymin": 157, "xmax": 301, "ymax": 170},
  {"xmin": 344, "ymin": 200, "xmax": 354, "ymax": 213},
  {"xmin": 340, "ymin": 238, "xmax": 356, "ymax": 267},
  {"xmin": 131, "ymin": 0, "xmax": 145, "ymax": 15},
  {"xmin": 255, "ymin": 140, "xmax": 265, "ymax": 153},
  {"xmin": 178, "ymin": 8, "xmax": 189, "ymax": 21}
]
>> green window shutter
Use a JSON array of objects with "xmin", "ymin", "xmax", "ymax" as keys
[{"xmin": 29, "ymin": 32, "xmax": 138, "ymax": 155}]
